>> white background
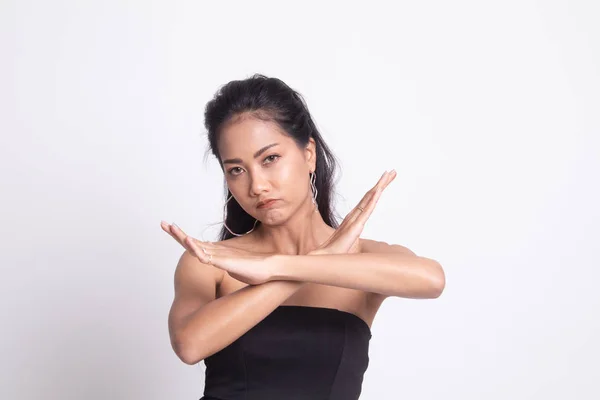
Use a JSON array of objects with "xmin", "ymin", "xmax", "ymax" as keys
[{"xmin": 1, "ymin": 1, "xmax": 599, "ymax": 399}]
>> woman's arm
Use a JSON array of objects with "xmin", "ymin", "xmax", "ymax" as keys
[
  {"xmin": 269, "ymin": 239, "xmax": 445, "ymax": 299},
  {"xmin": 169, "ymin": 250, "xmax": 305, "ymax": 365}
]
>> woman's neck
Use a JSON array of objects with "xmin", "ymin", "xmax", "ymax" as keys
[{"xmin": 252, "ymin": 204, "xmax": 335, "ymax": 255}]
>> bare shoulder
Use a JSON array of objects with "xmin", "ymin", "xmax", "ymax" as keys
[
  {"xmin": 359, "ymin": 238, "xmax": 417, "ymax": 256},
  {"xmin": 173, "ymin": 249, "xmax": 224, "ymax": 293},
  {"xmin": 214, "ymin": 235, "xmax": 253, "ymax": 250},
  {"xmin": 216, "ymin": 233, "xmax": 273, "ymax": 254},
  {"xmin": 173, "ymin": 234, "xmax": 257, "ymax": 287}
]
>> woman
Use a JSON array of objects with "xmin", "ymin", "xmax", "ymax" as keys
[{"xmin": 161, "ymin": 74, "xmax": 445, "ymax": 400}]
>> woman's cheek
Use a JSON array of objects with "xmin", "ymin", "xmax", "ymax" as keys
[{"xmin": 274, "ymin": 162, "xmax": 294, "ymax": 184}]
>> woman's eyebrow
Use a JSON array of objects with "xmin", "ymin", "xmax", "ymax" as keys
[{"xmin": 222, "ymin": 143, "xmax": 279, "ymax": 164}]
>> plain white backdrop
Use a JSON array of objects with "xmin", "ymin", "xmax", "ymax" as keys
[{"xmin": 1, "ymin": 1, "xmax": 599, "ymax": 399}]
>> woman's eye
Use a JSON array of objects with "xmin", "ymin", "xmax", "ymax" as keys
[
  {"xmin": 228, "ymin": 156, "xmax": 279, "ymax": 175},
  {"xmin": 264, "ymin": 154, "xmax": 280, "ymax": 164}
]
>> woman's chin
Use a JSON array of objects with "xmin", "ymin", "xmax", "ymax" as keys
[{"xmin": 257, "ymin": 209, "xmax": 286, "ymax": 225}]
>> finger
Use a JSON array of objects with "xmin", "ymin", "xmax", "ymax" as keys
[
  {"xmin": 345, "ymin": 170, "xmax": 394, "ymax": 225},
  {"xmin": 345, "ymin": 170, "xmax": 395, "ymax": 227},
  {"xmin": 165, "ymin": 222, "xmax": 188, "ymax": 247},
  {"xmin": 169, "ymin": 223, "xmax": 206, "ymax": 254},
  {"xmin": 339, "ymin": 172, "xmax": 387, "ymax": 227},
  {"xmin": 161, "ymin": 221, "xmax": 186, "ymax": 246},
  {"xmin": 185, "ymin": 236, "xmax": 214, "ymax": 265},
  {"xmin": 354, "ymin": 170, "xmax": 395, "ymax": 225},
  {"xmin": 161, "ymin": 221, "xmax": 183, "ymax": 244},
  {"xmin": 356, "ymin": 170, "xmax": 393, "ymax": 210},
  {"xmin": 362, "ymin": 170, "xmax": 395, "ymax": 213},
  {"xmin": 360, "ymin": 171, "xmax": 389, "ymax": 203}
]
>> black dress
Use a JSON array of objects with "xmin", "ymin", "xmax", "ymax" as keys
[{"xmin": 199, "ymin": 305, "xmax": 372, "ymax": 400}]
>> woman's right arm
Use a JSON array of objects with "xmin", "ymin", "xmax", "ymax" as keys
[{"xmin": 168, "ymin": 250, "xmax": 304, "ymax": 365}]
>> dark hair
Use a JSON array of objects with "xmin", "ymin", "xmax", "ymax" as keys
[{"xmin": 203, "ymin": 73, "xmax": 340, "ymax": 241}]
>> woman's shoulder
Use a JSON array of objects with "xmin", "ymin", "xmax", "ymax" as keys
[
  {"xmin": 213, "ymin": 234, "xmax": 271, "ymax": 253},
  {"xmin": 214, "ymin": 235, "xmax": 255, "ymax": 249},
  {"xmin": 174, "ymin": 248, "xmax": 224, "ymax": 289},
  {"xmin": 359, "ymin": 238, "xmax": 416, "ymax": 255}
]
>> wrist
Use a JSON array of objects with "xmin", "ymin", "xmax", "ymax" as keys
[{"xmin": 267, "ymin": 254, "xmax": 296, "ymax": 281}]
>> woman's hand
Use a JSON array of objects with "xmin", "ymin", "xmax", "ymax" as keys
[
  {"xmin": 311, "ymin": 170, "xmax": 396, "ymax": 255},
  {"xmin": 160, "ymin": 222, "xmax": 274, "ymax": 285},
  {"xmin": 160, "ymin": 169, "xmax": 395, "ymax": 283}
]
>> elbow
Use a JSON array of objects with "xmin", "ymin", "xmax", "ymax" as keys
[
  {"xmin": 390, "ymin": 259, "xmax": 446, "ymax": 299},
  {"xmin": 428, "ymin": 261, "xmax": 446, "ymax": 298},
  {"xmin": 172, "ymin": 333, "xmax": 205, "ymax": 365},
  {"xmin": 179, "ymin": 349, "xmax": 203, "ymax": 366}
]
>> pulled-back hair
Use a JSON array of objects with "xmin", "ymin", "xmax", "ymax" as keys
[{"xmin": 204, "ymin": 74, "xmax": 340, "ymax": 240}]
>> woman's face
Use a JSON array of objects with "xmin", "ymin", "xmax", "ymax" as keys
[{"xmin": 217, "ymin": 116, "xmax": 316, "ymax": 225}]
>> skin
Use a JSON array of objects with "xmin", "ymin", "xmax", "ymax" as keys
[{"xmin": 161, "ymin": 115, "xmax": 445, "ymax": 365}]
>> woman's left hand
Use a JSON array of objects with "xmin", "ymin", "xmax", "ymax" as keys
[
  {"xmin": 160, "ymin": 221, "xmax": 274, "ymax": 285},
  {"xmin": 311, "ymin": 170, "xmax": 396, "ymax": 256}
]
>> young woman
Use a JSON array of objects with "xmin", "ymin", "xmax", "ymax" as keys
[{"xmin": 161, "ymin": 74, "xmax": 445, "ymax": 400}]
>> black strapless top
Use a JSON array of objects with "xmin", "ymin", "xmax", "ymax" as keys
[{"xmin": 199, "ymin": 305, "xmax": 372, "ymax": 400}]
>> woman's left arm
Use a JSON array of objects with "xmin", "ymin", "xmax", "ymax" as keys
[{"xmin": 269, "ymin": 239, "xmax": 445, "ymax": 299}]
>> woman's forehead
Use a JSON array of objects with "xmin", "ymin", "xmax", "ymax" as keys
[{"xmin": 217, "ymin": 118, "xmax": 293, "ymax": 156}]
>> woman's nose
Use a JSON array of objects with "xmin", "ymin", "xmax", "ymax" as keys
[{"xmin": 249, "ymin": 173, "xmax": 269, "ymax": 196}]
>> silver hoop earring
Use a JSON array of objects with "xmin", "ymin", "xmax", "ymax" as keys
[
  {"xmin": 309, "ymin": 171, "xmax": 318, "ymax": 207},
  {"xmin": 223, "ymin": 194, "xmax": 258, "ymax": 237}
]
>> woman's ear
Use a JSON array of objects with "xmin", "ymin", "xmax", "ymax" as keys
[{"xmin": 305, "ymin": 138, "xmax": 317, "ymax": 171}]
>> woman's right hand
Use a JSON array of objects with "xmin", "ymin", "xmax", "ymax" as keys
[{"xmin": 311, "ymin": 170, "xmax": 396, "ymax": 255}]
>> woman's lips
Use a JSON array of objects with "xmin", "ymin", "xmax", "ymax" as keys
[{"xmin": 257, "ymin": 199, "xmax": 279, "ymax": 209}]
